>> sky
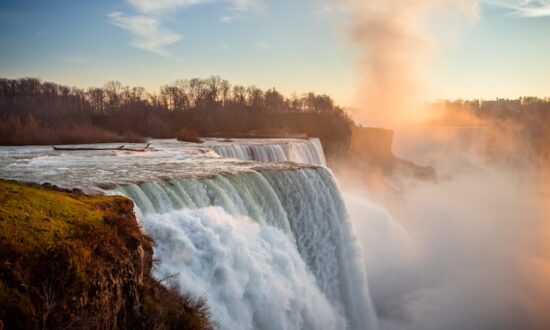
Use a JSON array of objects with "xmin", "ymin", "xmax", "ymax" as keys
[{"xmin": 0, "ymin": 0, "xmax": 549, "ymax": 106}]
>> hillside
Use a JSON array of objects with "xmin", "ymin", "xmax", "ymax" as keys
[{"xmin": 0, "ymin": 180, "xmax": 212, "ymax": 330}]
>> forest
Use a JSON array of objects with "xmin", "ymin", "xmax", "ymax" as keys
[{"xmin": 0, "ymin": 77, "xmax": 353, "ymax": 155}]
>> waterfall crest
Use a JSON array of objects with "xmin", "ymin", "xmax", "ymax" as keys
[
  {"xmin": 114, "ymin": 167, "xmax": 377, "ymax": 330},
  {"xmin": 209, "ymin": 138, "xmax": 326, "ymax": 166}
]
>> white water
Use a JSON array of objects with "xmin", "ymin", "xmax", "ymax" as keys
[
  {"xmin": 209, "ymin": 138, "xmax": 326, "ymax": 166},
  {"xmin": 0, "ymin": 138, "xmax": 376, "ymax": 330},
  {"xmin": 139, "ymin": 208, "xmax": 344, "ymax": 330},
  {"xmin": 113, "ymin": 168, "xmax": 377, "ymax": 330},
  {"xmin": 0, "ymin": 138, "xmax": 324, "ymax": 190}
]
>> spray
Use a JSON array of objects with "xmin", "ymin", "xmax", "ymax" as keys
[{"xmin": 331, "ymin": 0, "xmax": 479, "ymax": 127}]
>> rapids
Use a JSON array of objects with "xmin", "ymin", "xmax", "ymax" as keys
[{"xmin": 210, "ymin": 138, "xmax": 326, "ymax": 166}]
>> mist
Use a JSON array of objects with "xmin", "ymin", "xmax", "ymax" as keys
[
  {"xmin": 326, "ymin": 1, "xmax": 550, "ymax": 328},
  {"xmin": 341, "ymin": 130, "xmax": 550, "ymax": 330},
  {"xmin": 332, "ymin": 0, "xmax": 479, "ymax": 127}
]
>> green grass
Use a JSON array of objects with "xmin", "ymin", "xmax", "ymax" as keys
[
  {"xmin": 0, "ymin": 180, "xmax": 212, "ymax": 329},
  {"xmin": 0, "ymin": 180, "xmax": 124, "ymax": 248}
]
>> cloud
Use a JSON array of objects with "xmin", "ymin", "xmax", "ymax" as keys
[
  {"xmin": 108, "ymin": 0, "xmax": 263, "ymax": 57},
  {"xmin": 227, "ymin": 0, "xmax": 263, "ymax": 12},
  {"xmin": 221, "ymin": 0, "xmax": 264, "ymax": 22},
  {"xmin": 126, "ymin": 0, "xmax": 263, "ymax": 15},
  {"xmin": 126, "ymin": 0, "xmax": 210, "ymax": 13},
  {"xmin": 484, "ymin": 0, "xmax": 550, "ymax": 17},
  {"xmin": 108, "ymin": 11, "xmax": 183, "ymax": 56},
  {"xmin": 327, "ymin": 0, "xmax": 480, "ymax": 127}
]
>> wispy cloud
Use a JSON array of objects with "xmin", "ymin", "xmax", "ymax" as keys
[
  {"xmin": 126, "ymin": 0, "xmax": 210, "ymax": 13},
  {"xmin": 108, "ymin": 0, "xmax": 263, "ymax": 57},
  {"xmin": 126, "ymin": 0, "xmax": 262, "ymax": 13},
  {"xmin": 221, "ymin": 0, "xmax": 264, "ymax": 22},
  {"xmin": 108, "ymin": 12, "xmax": 182, "ymax": 56},
  {"xmin": 484, "ymin": 0, "xmax": 550, "ymax": 17},
  {"xmin": 227, "ymin": 0, "xmax": 264, "ymax": 14}
]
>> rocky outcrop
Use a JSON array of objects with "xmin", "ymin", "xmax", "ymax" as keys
[
  {"xmin": 348, "ymin": 126, "xmax": 394, "ymax": 164},
  {"xmin": 348, "ymin": 126, "xmax": 435, "ymax": 177},
  {"xmin": 0, "ymin": 180, "xmax": 212, "ymax": 330},
  {"xmin": 331, "ymin": 126, "xmax": 436, "ymax": 189}
]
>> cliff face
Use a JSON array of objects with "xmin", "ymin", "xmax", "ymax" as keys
[
  {"xmin": 0, "ymin": 180, "xmax": 212, "ymax": 330},
  {"xmin": 330, "ymin": 126, "xmax": 436, "ymax": 187},
  {"xmin": 348, "ymin": 126, "xmax": 394, "ymax": 164}
]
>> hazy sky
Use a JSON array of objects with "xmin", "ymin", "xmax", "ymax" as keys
[{"xmin": 0, "ymin": 0, "xmax": 548, "ymax": 105}]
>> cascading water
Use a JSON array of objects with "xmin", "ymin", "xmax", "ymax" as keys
[
  {"xmin": 209, "ymin": 138, "xmax": 327, "ymax": 166},
  {"xmin": 113, "ymin": 168, "xmax": 377, "ymax": 330},
  {"xmin": 0, "ymin": 138, "xmax": 375, "ymax": 330}
]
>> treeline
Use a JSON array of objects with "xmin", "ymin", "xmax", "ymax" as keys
[
  {"xmin": 430, "ymin": 98, "xmax": 550, "ymax": 162},
  {"xmin": 431, "ymin": 97, "xmax": 550, "ymax": 123},
  {"xmin": 0, "ymin": 77, "xmax": 352, "ymax": 155}
]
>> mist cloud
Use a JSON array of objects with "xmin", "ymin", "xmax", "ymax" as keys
[
  {"xmin": 342, "ymin": 128, "xmax": 550, "ymax": 330},
  {"xmin": 328, "ymin": 0, "xmax": 479, "ymax": 127}
]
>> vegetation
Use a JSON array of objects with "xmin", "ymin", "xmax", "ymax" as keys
[
  {"xmin": 176, "ymin": 128, "xmax": 202, "ymax": 143},
  {"xmin": 2, "ymin": 77, "xmax": 546, "ymax": 160},
  {"xmin": 0, "ymin": 179, "xmax": 212, "ymax": 330},
  {"xmin": 0, "ymin": 77, "xmax": 353, "ymax": 156},
  {"xmin": 430, "ymin": 98, "xmax": 550, "ymax": 163}
]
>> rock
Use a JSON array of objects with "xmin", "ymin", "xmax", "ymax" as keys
[{"xmin": 0, "ymin": 179, "xmax": 212, "ymax": 330}]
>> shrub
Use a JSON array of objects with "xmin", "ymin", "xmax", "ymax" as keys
[{"xmin": 176, "ymin": 128, "xmax": 202, "ymax": 143}]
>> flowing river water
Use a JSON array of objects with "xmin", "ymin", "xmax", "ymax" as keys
[{"xmin": 0, "ymin": 138, "xmax": 377, "ymax": 330}]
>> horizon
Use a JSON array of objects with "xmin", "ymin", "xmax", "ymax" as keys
[
  {"xmin": 1, "ymin": 0, "xmax": 549, "ymax": 109},
  {"xmin": 3, "ymin": 76, "xmax": 549, "ymax": 106}
]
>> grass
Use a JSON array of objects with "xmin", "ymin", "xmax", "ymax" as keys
[
  {"xmin": 0, "ymin": 181, "xmax": 122, "ymax": 248},
  {"xmin": 0, "ymin": 180, "xmax": 212, "ymax": 330}
]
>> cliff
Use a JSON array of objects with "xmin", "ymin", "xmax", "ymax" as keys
[
  {"xmin": 348, "ymin": 126, "xmax": 394, "ymax": 164},
  {"xmin": 0, "ymin": 180, "xmax": 212, "ymax": 330},
  {"xmin": 332, "ymin": 126, "xmax": 436, "ymax": 186}
]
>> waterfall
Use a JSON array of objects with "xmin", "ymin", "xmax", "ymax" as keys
[
  {"xmin": 0, "ymin": 138, "xmax": 375, "ymax": 330},
  {"xmin": 113, "ymin": 167, "xmax": 377, "ymax": 330},
  {"xmin": 209, "ymin": 138, "xmax": 326, "ymax": 166}
]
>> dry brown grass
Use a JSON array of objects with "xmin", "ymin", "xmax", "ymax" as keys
[
  {"xmin": 0, "ymin": 115, "xmax": 146, "ymax": 145},
  {"xmin": 176, "ymin": 128, "xmax": 202, "ymax": 143}
]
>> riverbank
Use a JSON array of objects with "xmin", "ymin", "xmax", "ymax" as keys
[{"xmin": 0, "ymin": 179, "xmax": 212, "ymax": 329}]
